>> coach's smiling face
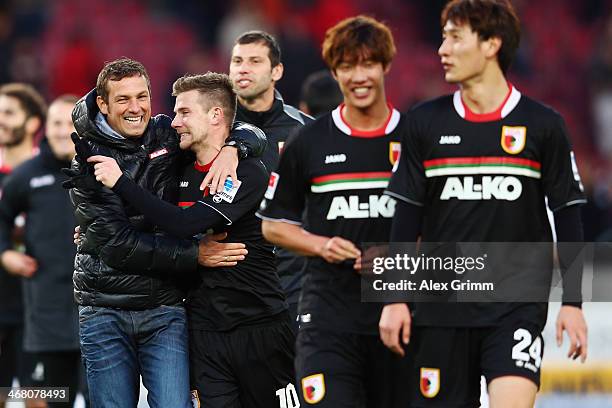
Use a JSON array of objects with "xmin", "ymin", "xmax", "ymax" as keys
[{"xmin": 97, "ymin": 75, "xmax": 152, "ymax": 138}]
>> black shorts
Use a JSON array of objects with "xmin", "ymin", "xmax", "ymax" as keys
[
  {"xmin": 0, "ymin": 324, "xmax": 25, "ymax": 389},
  {"xmin": 22, "ymin": 350, "xmax": 87, "ymax": 406},
  {"xmin": 190, "ymin": 316, "xmax": 296, "ymax": 408},
  {"xmin": 411, "ymin": 308, "xmax": 545, "ymax": 408},
  {"xmin": 295, "ymin": 326, "xmax": 413, "ymax": 408}
]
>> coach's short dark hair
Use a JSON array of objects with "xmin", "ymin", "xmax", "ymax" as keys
[
  {"xmin": 96, "ymin": 58, "xmax": 151, "ymax": 103},
  {"xmin": 235, "ymin": 31, "xmax": 282, "ymax": 67},
  {"xmin": 172, "ymin": 72, "xmax": 237, "ymax": 128},
  {"xmin": 441, "ymin": 0, "xmax": 521, "ymax": 74},
  {"xmin": 322, "ymin": 15, "xmax": 396, "ymax": 71},
  {"xmin": 0, "ymin": 82, "xmax": 47, "ymax": 124}
]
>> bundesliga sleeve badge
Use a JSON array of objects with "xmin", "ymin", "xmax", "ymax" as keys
[
  {"xmin": 212, "ymin": 177, "xmax": 241, "ymax": 203},
  {"xmin": 302, "ymin": 373, "xmax": 325, "ymax": 404},
  {"xmin": 501, "ymin": 126, "xmax": 526, "ymax": 154},
  {"xmin": 420, "ymin": 367, "xmax": 440, "ymax": 398}
]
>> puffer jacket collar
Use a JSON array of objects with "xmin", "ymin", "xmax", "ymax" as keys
[{"xmin": 72, "ymin": 88, "xmax": 143, "ymax": 153}]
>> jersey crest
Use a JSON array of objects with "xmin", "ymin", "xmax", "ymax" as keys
[
  {"xmin": 302, "ymin": 373, "xmax": 325, "ymax": 404},
  {"xmin": 501, "ymin": 126, "xmax": 526, "ymax": 154},
  {"xmin": 420, "ymin": 367, "xmax": 440, "ymax": 398},
  {"xmin": 389, "ymin": 142, "xmax": 401, "ymax": 166}
]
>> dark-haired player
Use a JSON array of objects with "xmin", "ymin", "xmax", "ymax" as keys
[
  {"xmin": 379, "ymin": 1, "xmax": 588, "ymax": 406},
  {"xmin": 258, "ymin": 16, "xmax": 411, "ymax": 407}
]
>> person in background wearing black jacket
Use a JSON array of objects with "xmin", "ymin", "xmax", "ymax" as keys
[
  {"xmin": 68, "ymin": 58, "xmax": 265, "ymax": 408},
  {"xmin": 0, "ymin": 95, "xmax": 89, "ymax": 408},
  {"xmin": 0, "ymin": 83, "xmax": 46, "ymax": 407},
  {"xmin": 228, "ymin": 31, "xmax": 313, "ymax": 329}
]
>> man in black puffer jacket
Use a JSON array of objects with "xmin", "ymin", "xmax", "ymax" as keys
[{"xmin": 69, "ymin": 58, "xmax": 265, "ymax": 408}]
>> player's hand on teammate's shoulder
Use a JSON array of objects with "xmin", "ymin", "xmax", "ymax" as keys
[
  {"xmin": 379, "ymin": 303, "xmax": 411, "ymax": 357},
  {"xmin": 318, "ymin": 236, "xmax": 361, "ymax": 264},
  {"xmin": 556, "ymin": 305, "xmax": 588, "ymax": 363},
  {"xmin": 201, "ymin": 147, "xmax": 239, "ymax": 194},
  {"xmin": 198, "ymin": 232, "xmax": 248, "ymax": 267}
]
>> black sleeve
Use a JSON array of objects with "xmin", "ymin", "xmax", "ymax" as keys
[
  {"xmin": 390, "ymin": 200, "xmax": 422, "ymax": 242},
  {"xmin": 385, "ymin": 112, "xmax": 426, "ymax": 206},
  {"xmin": 70, "ymin": 157, "xmax": 198, "ymax": 278},
  {"xmin": 541, "ymin": 114, "xmax": 587, "ymax": 211},
  {"xmin": 113, "ymin": 175, "xmax": 226, "ymax": 238},
  {"xmin": 227, "ymin": 121, "xmax": 267, "ymax": 159},
  {"xmin": 256, "ymin": 130, "xmax": 309, "ymax": 223},
  {"xmin": 554, "ymin": 204, "xmax": 584, "ymax": 307},
  {"xmin": 0, "ymin": 170, "xmax": 28, "ymax": 253}
]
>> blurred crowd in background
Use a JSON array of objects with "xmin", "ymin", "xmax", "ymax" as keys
[{"xmin": 1, "ymin": 0, "xmax": 612, "ymax": 239}]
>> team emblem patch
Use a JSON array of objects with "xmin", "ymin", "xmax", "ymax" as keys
[
  {"xmin": 302, "ymin": 373, "xmax": 325, "ymax": 404},
  {"xmin": 265, "ymin": 172, "xmax": 280, "ymax": 200},
  {"xmin": 420, "ymin": 367, "xmax": 440, "ymax": 398},
  {"xmin": 190, "ymin": 390, "xmax": 200, "ymax": 408},
  {"xmin": 212, "ymin": 177, "xmax": 241, "ymax": 203},
  {"xmin": 389, "ymin": 142, "xmax": 401, "ymax": 166},
  {"xmin": 501, "ymin": 126, "xmax": 526, "ymax": 154}
]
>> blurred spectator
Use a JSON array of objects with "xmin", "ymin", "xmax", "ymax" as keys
[
  {"xmin": 0, "ymin": 83, "xmax": 46, "ymax": 406},
  {"xmin": 0, "ymin": 94, "xmax": 88, "ymax": 408},
  {"xmin": 299, "ymin": 69, "xmax": 342, "ymax": 117}
]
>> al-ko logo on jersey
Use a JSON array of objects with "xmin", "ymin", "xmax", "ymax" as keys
[
  {"xmin": 424, "ymin": 156, "xmax": 541, "ymax": 201},
  {"xmin": 212, "ymin": 177, "xmax": 241, "ymax": 203},
  {"xmin": 311, "ymin": 172, "xmax": 396, "ymax": 219},
  {"xmin": 420, "ymin": 368, "xmax": 440, "ymax": 398}
]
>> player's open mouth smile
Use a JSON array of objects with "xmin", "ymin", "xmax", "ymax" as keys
[{"xmin": 351, "ymin": 86, "xmax": 372, "ymax": 99}]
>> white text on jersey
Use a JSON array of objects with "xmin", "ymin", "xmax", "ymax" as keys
[
  {"xmin": 439, "ymin": 135, "xmax": 461, "ymax": 145},
  {"xmin": 327, "ymin": 195, "xmax": 396, "ymax": 219},
  {"xmin": 325, "ymin": 154, "xmax": 347, "ymax": 164},
  {"xmin": 440, "ymin": 176, "xmax": 522, "ymax": 201}
]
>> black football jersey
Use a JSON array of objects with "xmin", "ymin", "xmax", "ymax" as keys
[
  {"xmin": 179, "ymin": 158, "xmax": 287, "ymax": 331},
  {"xmin": 257, "ymin": 105, "xmax": 405, "ymax": 334},
  {"xmin": 386, "ymin": 86, "xmax": 586, "ymax": 327}
]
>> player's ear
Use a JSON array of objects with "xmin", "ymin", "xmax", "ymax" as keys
[
  {"xmin": 383, "ymin": 62, "xmax": 392, "ymax": 75},
  {"xmin": 330, "ymin": 69, "xmax": 338, "ymax": 82},
  {"xmin": 97, "ymin": 95, "xmax": 109, "ymax": 115},
  {"xmin": 25, "ymin": 116, "xmax": 41, "ymax": 136},
  {"xmin": 271, "ymin": 62, "xmax": 284, "ymax": 82},
  {"xmin": 485, "ymin": 36, "xmax": 502, "ymax": 59},
  {"xmin": 210, "ymin": 106, "xmax": 223, "ymax": 125}
]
